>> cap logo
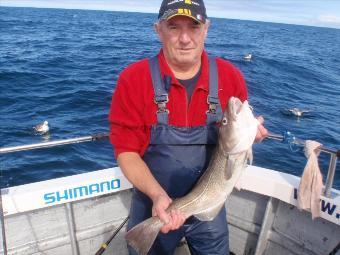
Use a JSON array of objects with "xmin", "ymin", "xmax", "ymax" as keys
[
  {"xmin": 178, "ymin": 8, "xmax": 192, "ymax": 15},
  {"xmin": 162, "ymin": 9, "xmax": 177, "ymax": 18}
]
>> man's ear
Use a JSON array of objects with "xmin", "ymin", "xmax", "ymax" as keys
[
  {"xmin": 154, "ymin": 22, "xmax": 160, "ymax": 34},
  {"xmin": 154, "ymin": 22, "xmax": 163, "ymax": 41},
  {"xmin": 203, "ymin": 20, "xmax": 210, "ymax": 38}
]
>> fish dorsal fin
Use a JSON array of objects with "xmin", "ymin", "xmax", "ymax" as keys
[{"xmin": 194, "ymin": 201, "xmax": 225, "ymax": 221}]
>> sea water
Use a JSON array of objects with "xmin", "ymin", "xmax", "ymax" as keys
[{"xmin": 0, "ymin": 7, "xmax": 339, "ymax": 189}]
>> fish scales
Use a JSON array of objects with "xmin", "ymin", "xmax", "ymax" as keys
[{"xmin": 168, "ymin": 150, "xmax": 246, "ymax": 218}]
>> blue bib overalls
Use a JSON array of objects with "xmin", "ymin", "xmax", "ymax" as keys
[{"xmin": 127, "ymin": 56, "xmax": 229, "ymax": 255}]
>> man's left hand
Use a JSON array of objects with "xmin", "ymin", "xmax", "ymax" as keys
[{"xmin": 255, "ymin": 116, "xmax": 268, "ymax": 143}]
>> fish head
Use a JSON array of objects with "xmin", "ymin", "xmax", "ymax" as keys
[{"xmin": 219, "ymin": 97, "xmax": 259, "ymax": 155}]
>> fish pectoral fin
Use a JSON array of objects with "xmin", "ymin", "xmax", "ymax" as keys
[
  {"xmin": 225, "ymin": 159, "xmax": 234, "ymax": 180},
  {"xmin": 193, "ymin": 202, "xmax": 225, "ymax": 221}
]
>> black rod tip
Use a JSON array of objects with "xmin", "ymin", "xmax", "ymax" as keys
[{"xmin": 95, "ymin": 246, "xmax": 106, "ymax": 255}]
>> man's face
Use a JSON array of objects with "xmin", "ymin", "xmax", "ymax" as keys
[{"xmin": 155, "ymin": 16, "xmax": 209, "ymax": 68}]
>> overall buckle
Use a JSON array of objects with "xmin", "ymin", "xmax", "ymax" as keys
[
  {"xmin": 155, "ymin": 94, "xmax": 169, "ymax": 114},
  {"xmin": 206, "ymin": 96, "xmax": 218, "ymax": 114}
]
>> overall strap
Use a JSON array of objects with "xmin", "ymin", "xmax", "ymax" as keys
[
  {"xmin": 149, "ymin": 56, "xmax": 171, "ymax": 125},
  {"xmin": 206, "ymin": 56, "xmax": 222, "ymax": 125}
]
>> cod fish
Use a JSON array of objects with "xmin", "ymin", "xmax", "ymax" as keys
[{"xmin": 125, "ymin": 97, "xmax": 259, "ymax": 255}]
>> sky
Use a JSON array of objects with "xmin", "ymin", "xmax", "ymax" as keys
[{"xmin": 2, "ymin": 0, "xmax": 340, "ymax": 29}]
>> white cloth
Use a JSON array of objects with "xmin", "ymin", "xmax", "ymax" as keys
[{"xmin": 297, "ymin": 140, "xmax": 323, "ymax": 219}]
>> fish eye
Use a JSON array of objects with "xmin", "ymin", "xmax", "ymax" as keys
[{"xmin": 222, "ymin": 118, "xmax": 228, "ymax": 125}]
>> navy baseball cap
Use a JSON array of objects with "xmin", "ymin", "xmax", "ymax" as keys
[{"xmin": 158, "ymin": 0, "xmax": 207, "ymax": 24}]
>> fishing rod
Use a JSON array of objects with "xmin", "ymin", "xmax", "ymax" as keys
[
  {"xmin": 95, "ymin": 216, "xmax": 129, "ymax": 255},
  {"xmin": 0, "ymin": 133, "xmax": 109, "ymax": 154}
]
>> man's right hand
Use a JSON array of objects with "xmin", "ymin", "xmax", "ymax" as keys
[{"xmin": 151, "ymin": 193, "xmax": 186, "ymax": 234}]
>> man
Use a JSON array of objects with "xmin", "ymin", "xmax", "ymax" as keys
[{"xmin": 109, "ymin": 0, "xmax": 268, "ymax": 254}]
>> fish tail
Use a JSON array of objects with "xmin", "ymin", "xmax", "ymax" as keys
[{"xmin": 125, "ymin": 217, "xmax": 163, "ymax": 255}]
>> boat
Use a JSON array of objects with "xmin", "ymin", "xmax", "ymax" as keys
[{"xmin": 0, "ymin": 133, "xmax": 339, "ymax": 255}]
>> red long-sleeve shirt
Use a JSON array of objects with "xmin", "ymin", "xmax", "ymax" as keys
[{"xmin": 109, "ymin": 50, "xmax": 248, "ymax": 158}]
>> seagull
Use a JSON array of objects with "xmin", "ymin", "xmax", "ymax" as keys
[
  {"xmin": 33, "ymin": 121, "xmax": 49, "ymax": 134},
  {"xmin": 287, "ymin": 108, "xmax": 311, "ymax": 117},
  {"xmin": 244, "ymin": 54, "xmax": 252, "ymax": 61}
]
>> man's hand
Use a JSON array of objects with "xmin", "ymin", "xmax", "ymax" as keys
[
  {"xmin": 151, "ymin": 193, "xmax": 186, "ymax": 234},
  {"xmin": 255, "ymin": 116, "xmax": 268, "ymax": 143}
]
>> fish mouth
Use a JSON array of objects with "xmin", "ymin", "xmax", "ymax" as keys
[{"xmin": 229, "ymin": 97, "xmax": 243, "ymax": 120}]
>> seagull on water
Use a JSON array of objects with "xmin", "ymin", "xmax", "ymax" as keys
[
  {"xmin": 244, "ymin": 54, "xmax": 252, "ymax": 61},
  {"xmin": 287, "ymin": 108, "xmax": 311, "ymax": 117},
  {"xmin": 33, "ymin": 121, "xmax": 49, "ymax": 134}
]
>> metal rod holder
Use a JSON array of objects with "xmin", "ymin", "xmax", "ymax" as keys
[
  {"xmin": 0, "ymin": 189, "xmax": 8, "ymax": 255},
  {"xmin": 324, "ymin": 154, "xmax": 338, "ymax": 198},
  {"xmin": 267, "ymin": 133, "xmax": 339, "ymax": 156},
  {"xmin": 0, "ymin": 134, "xmax": 109, "ymax": 154}
]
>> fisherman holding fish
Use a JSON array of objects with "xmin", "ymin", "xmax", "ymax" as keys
[{"xmin": 109, "ymin": 0, "xmax": 267, "ymax": 254}]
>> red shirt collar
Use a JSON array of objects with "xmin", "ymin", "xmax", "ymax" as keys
[{"xmin": 157, "ymin": 49, "xmax": 209, "ymax": 92}]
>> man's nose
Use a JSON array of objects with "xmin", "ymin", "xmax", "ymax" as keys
[{"xmin": 179, "ymin": 29, "xmax": 191, "ymax": 44}]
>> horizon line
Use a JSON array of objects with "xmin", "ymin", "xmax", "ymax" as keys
[{"xmin": 2, "ymin": 4, "xmax": 340, "ymax": 31}]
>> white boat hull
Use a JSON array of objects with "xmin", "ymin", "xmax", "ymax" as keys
[{"xmin": 1, "ymin": 166, "xmax": 339, "ymax": 255}]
